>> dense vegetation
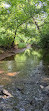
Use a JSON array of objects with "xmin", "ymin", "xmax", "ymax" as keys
[{"xmin": 0, "ymin": 0, "xmax": 49, "ymax": 49}]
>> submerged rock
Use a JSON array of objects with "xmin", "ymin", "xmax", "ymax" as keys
[
  {"xmin": 17, "ymin": 86, "xmax": 24, "ymax": 94},
  {"xmin": 45, "ymin": 85, "xmax": 49, "ymax": 91},
  {"xmin": 40, "ymin": 84, "xmax": 49, "ymax": 97}
]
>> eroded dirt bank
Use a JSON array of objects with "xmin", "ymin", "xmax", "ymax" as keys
[{"xmin": 0, "ymin": 45, "xmax": 31, "ymax": 61}]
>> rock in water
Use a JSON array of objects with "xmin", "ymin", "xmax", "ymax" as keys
[
  {"xmin": 0, "ymin": 85, "xmax": 13, "ymax": 99},
  {"xmin": 3, "ymin": 89, "xmax": 13, "ymax": 97},
  {"xmin": 45, "ymin": 85, "xmax": 49, "ymax": 91},
  {"xmin": 40, "ymin": 85, "xmax": 44, "ymax": 89}
]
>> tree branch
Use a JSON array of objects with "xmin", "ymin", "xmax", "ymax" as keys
[{"xmin": 33, "ymin": 17, "xmax": 41, "ymax": 33}]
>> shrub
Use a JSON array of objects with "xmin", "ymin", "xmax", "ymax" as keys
[{"xmin": 18, "ymin": 42, "xmax": 26, "ymax": 49}]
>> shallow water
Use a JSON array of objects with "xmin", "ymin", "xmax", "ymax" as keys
[{"xmin": 0, "ymin": 49, "xmax": 49, "ymax": 111}]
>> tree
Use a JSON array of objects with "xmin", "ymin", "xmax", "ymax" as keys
[
  {"xmin": 0, "ymin": 0, "xmax": 49, "ymax": 49},
  {"xmin": 40, "ymin": 16, "xmax": 49, "ymax": 49}
]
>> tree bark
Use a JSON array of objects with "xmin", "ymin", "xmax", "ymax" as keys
[{"xmin": 33, "ymin": 17, "xmax": 41, "ymax": 33}]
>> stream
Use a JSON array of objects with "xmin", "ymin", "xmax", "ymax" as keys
[{"xmin": 0, "ymin": 49, "xmax": 49, "ymax": 111}]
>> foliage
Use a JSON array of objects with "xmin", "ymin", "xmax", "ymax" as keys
[
  {"xmin": 0, "ymin": 0, "xmax": 49, "ymax": 49},
  {"xmin": 18, "ymin": 42, "xmax": 26, "ymax": 49},
  {"xmin": 25, "ymin": 49, "xmax": 31, "ymax": 56},
  {"xmin": 40, "ymin": 16, "xmax": 49, "ymax": 49}
]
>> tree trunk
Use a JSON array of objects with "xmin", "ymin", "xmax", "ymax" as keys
[{"xmin": 33, "ymin": 17, "xmax": 41, "ymax": 33}]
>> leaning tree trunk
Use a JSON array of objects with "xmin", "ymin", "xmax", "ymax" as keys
[
  {"xmin": 11, "ymin": 17, "xmax": 41, "ymax": 47},
  {"xmin": 33, "ymin": 17, "xmax": 41, "ymax": 33}
]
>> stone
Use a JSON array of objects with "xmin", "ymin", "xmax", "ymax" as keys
[
  {"xmin": 3, "ymin": 89, "xmax": 13, "ymax": 97},
  {"xmin": 0, "ymin": 87, "xmax": 13, "ymax": 99},
  {"xmin": 17, "ymin": 86, "xmax": 24, "ymax": 94},
  {"xmin": 45, "ymin": 85, "xmax": 49, "ymax": 91},
  {"xmin": 40, "ymin": 85, "xmax": 44, "ymax": 89}
]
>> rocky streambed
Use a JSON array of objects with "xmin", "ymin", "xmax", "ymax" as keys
[{"xmin": 0, "ymin": 50, "xmax": 49, "ymax": 111}]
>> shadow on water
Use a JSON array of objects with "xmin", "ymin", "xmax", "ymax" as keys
[
  {"xmin": 0, "ymin": 49, "xmax": 49, "ymax": 111},
  {"xmin": 41, "ymin": 49, "xmax": 49, "ymax": 76}
]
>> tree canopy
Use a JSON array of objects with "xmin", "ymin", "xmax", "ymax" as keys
[{"xmin": 0, "ymin": 0, "xmax": 49, "ymax": 49}]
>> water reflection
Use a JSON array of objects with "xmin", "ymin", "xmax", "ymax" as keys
[
  {"xmin": 0, "ymin": 49, "xmax": 49, "ymax": 85},
  {"xmin": 0, "ymin": 49, "xmax": 49, "ymax": 111},
  {"xmin": 0, "ymin": 50, "xmax": 42, "ymax": 85}
]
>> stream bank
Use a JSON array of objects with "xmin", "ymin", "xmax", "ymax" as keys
[{"xmin": 0, "ymin": 44, "xmax": 31, "ymax": 61}]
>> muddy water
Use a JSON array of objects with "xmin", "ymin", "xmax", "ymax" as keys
[{"xmin": 0, "ymin": 50, "xmax": 49, "ymax": 111}]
